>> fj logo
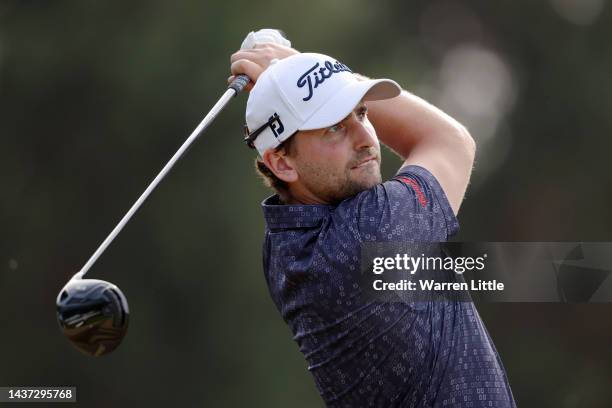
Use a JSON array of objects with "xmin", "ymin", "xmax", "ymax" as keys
[{"xmin": 269, "ymin": 113, "xmax": 284, "ymax": 138}]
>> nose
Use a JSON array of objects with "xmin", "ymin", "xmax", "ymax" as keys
[{"xmin": 348, "ymin": 115, "xmax": 377, "ymax": 150}]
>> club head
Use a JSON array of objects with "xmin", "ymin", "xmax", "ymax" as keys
[{"xmin": 56, "ymin": 278, "xmax": 129, "ymax": 357}]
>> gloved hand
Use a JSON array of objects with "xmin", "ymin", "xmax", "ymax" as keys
[
  {"xmin": 229, "ymin": 28, "xmax": 299, "ymax": 92},
  {"xmin": 240, "ymin": 29, "xmax": 291, "ymax": 50}
]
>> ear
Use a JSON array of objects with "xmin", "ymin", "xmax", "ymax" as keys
[{"xmin": 263, "ymin": 148, "xmax": 298, "ymax": 183}]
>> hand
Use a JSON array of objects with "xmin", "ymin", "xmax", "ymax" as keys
[{"xmin": 228, "ymin": 43, "xmax": 299, "ymax": 92}]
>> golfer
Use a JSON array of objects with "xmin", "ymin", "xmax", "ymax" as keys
[{"xmin": 230, "ymin": 44, "xmax": 516, "ymax": 407}]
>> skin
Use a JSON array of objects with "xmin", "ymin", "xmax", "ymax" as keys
[
  {"xmin": 265, "ymin": 103, "xmax": 382, "ymax": 205},
  {"xmin": 230, "ymin": 44, "xmax": 384, "ymax": 205},
  {"xmin": 230, "ymin": 43, "xmax": 476, "ymax": 213}
]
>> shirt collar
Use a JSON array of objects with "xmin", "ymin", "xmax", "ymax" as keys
[{"xmin": 262, "ymin": 195, "xmax": 332, "ymax": 230}]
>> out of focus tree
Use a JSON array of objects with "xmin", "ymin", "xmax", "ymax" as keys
[{"xmin": 1, "ymin": 1, "xmax": 611, "ymax": 406}]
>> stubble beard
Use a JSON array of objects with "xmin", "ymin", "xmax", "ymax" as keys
[{"xmin": 299, "ymin": 153, "xmax": 382, "ymax": 204}]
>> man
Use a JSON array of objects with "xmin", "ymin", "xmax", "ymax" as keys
[{"xmin": 230, "ymin": 44, "xmax": 516, "ymax": 407}]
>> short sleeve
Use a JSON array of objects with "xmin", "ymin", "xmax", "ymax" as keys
[{"xmin": 335, "ymin": 165, "xmax": 459, "ymax": 242}]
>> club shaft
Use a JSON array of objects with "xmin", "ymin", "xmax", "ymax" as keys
[{"xmin": 75, "ymin": 88, "xmax": 238, "ymax": 279}]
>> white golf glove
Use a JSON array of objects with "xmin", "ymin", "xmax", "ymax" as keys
[{"xmin": 240, "ymin": 29, "xmax": 291, "ymax": 50}]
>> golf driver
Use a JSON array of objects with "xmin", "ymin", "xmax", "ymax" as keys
[{"xmin": 56, "ymin": 28, "xmax": 291, "ymax": 357}]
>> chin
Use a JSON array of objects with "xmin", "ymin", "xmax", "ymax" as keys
[
  {"xmin": 357, "ymin": 177, "xmax": 381, "ymax": 192},
  {"xmin": 308, "ymin": 166, "xmax": 382, "ymax": 204},
  {"xmin": 354, "ymin": 168, "xmax": 382, "ymax": 189},
  {"xmin": 337, "ymin": 172, "xmax": 381, "ymax": 201}
]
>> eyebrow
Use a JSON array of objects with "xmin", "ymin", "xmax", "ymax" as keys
[
  {"xmin": 335, "ymin": 104, "xmax": 368, "ymax": 126},
  {"xmin": 355, "ymin": 104, "xmax": 368, "ymax": 114}
]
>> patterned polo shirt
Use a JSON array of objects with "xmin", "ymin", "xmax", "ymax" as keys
[{"xmin": 261, "ymin": 165, "xmax": 516, "ymax": 407}]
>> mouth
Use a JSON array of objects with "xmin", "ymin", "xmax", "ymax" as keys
[{"xmin": 351, "ymin": 156, "xmax": 377, "ymax": 169}]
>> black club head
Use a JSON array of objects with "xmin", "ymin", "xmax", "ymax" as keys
[{"xmin": 56, "ymin": 279, "xmax": 129, "ymax": 357}]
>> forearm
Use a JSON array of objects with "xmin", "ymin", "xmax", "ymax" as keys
[
  {"xmin": 361, "ymin": 76, "xmax": 475, "ymax": 214},
  {"xmin": 367, "ymin": 89, "xmax": 470, "ymax": 159}
]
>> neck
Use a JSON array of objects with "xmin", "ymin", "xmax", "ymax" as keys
[{"xmin": 280, "ymin": 186, "xmax": 329, "ymax": 205}]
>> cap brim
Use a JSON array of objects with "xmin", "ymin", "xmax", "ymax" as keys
[{"xmin": 299, "ymin": 79, "xmax": 401, "ymax": 131}]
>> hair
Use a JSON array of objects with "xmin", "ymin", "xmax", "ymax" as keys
[{"xmin": 254, "ymin": 133, "xmax": 297, "ymax": 197}]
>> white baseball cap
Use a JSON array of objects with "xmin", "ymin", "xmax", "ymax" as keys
[{"xmin": 244, "ymin": 53, "xmax": 402, "ymax": 156}]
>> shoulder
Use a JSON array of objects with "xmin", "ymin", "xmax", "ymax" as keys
[{"xmin": 333, "ymin": 165, "xmax": 460, "ymax": 241}]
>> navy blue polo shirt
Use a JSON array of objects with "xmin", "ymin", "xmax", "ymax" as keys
[{"xmin": 261, "ymin": 165, "xmax": 516, "ymax": 407}]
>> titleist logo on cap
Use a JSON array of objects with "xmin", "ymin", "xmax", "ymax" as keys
[
  {"xmin": 296, "ymin": 60, "xmax": 352, "ymax": 102},
  {"xmin": 245, "ymin": 52, "xmax": 401, "ymax": 156}
]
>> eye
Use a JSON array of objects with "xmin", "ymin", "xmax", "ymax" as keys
[
  {"xmin": 326, "ymin": 123, "xmax": 345, "ymax": 134},
  {"xmin": 357, "ymin": 106, "xmax": 368, "ymax": 121}
]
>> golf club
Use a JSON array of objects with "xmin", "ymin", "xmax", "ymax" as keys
[
  {"xmin": 56, "ymin": 28, "xmax": 290, "ymax": 357},
  {"xmin": 56, "ymin": 74, "xmax": 250, "ymax": 357}
]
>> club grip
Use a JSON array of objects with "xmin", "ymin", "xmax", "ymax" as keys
[{"xmin": 228, "ymin": 74, "xmax": 250, "ymax": 94}]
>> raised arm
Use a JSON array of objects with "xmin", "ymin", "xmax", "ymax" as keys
[
  {"xmin": 365, "ymin": 86, "xmax": 476, "ymax": 215},
  {"xmin": 230, "ymin": 45, "xmax": 475, "ymax": 215}
]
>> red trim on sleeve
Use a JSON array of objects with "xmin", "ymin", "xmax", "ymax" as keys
[{"xmin": 396, "ymin": 176, "xmax": 427, "ymax": 207}]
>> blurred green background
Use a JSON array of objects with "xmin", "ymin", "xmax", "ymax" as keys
[{"xmin": 1, "ymin": 0, "xmax": 612, "ymax": 406}]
